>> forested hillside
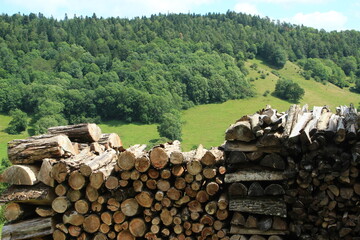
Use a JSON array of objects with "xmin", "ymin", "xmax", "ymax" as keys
[{"xmin": 0, "ymin": 11, "xmax": 360, "ymax": 133}]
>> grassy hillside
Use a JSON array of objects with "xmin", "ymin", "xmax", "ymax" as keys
[{"xmin": 0, "ymin": 59, "xmax": 359, "ymax": 159}]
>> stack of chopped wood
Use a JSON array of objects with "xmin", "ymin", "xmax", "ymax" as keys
[
  {"xmin": 0, "ymin": 123, "xmax": 230, "ymax": 240},
  {"xmin": 51, "ymin": 141, "xmax": 230, "ymax": 240},
  {"xmin": 285, "ymin": 104, "xmax": 360, "ymax": 240},
  {"xmin": 222, "ymin": 106, "xmax": 289, "ymax": 240},
  {"xmin": 223, "ymin": 104, "xmax": 360, "ymax": 240},
  {"xmin": 0, "ymin": 123, "xmax": 122, "ymax": 240}
]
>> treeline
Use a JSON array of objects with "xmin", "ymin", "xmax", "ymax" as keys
[{"xmin": 0, "ymin": 12, "xmax": 360, "ymax": 132}]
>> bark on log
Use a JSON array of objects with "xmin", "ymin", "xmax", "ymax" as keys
[
  {"xmin": 225, "ymin": 170, "xmax": 287, "ymax": 183},
  {"xmin": 48, "ymin": 123, "xmax": 102, "ymax": 143},
  {"xmin": 2, "ymin": 217, "xmax": 54, "ymax": 240},
  {"xmin": 8, "ymin": 134, "xmax": 76, "ymax": 164},
  {"xmin": 80, "ymin": 149, "xmax": 117, "ymax": 176},
  {"xmin": 225, "ymin": 121, "xmax": 255, "ymax": 142},
  {"xmin": 0, "ymin": 165, "xmax": 39, "ymax": 185},
  {"xmin": 229, "ymin": 197, "xmax": 287, "ymax": 217},
  {"xmin": 229, "ymin": 226, "xmax": 288, "ymax": 235},
  {"xmin": 0, "ymin": 183, "xmax": 55, "ymax": 205}
]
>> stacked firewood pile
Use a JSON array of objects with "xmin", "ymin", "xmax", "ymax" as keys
[
  {"xmin": 285, "ymin": 105, "xmax": 360, "ymax": 240},
  {"xmin": 222, "ymin": 106, "xmax": 290, "ymax": 240},
  {"xmin": 1, "ymin": 104, "xmax": 359, "ymax": 240},
  {"xmin": 0, "ymin": 123, "xmax": 230, "ymax": 240},
  {"xmin": 222, "ymin": 104, "xmax": 360, "ymax": 240},
  {"xmin": 0, "ymin": 123, "xmax": 122, "ymax": 239}
]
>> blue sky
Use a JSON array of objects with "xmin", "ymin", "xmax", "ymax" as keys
[{"xmin": 0, "ymin": 0, "xmax": 359, "ymax": 31}]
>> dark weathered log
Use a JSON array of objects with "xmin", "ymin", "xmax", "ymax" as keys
[
  {"xmin": 2, "ymin": 217, "xmax": 54, "ymax": 240},
  {"xmin": 225, "ymin": 170, "xmax": 287, "ymax": 183},
  {"xmin": 225, "ymin": 121, "xmax": 255, "ymax": 142},
  {"xmin": 264, "ymin": 184, "xmax": 285, "ymax": 196},
  {"xmin": 48, "ymin": 123, "xmax": 102, "ymax": 143},
  {"xmin": 248, "ymin": 182, "xmax": 264, "ymax": 196},
  {"xmin": 260, "ymin": 154, "xmax": 285, "ymax": 170},
  {"xmin": 229, "ymin": 197, "xmax": 287, "ymax": 217},
  {"xmin": 222, "ymin": 141, "xmax": 281, "ymax": 153},
  {"xmin": 230, "ymin": 226, "xmax": 288, "ymax": 235},
  {"xmin": 226, "ymin": 151, "xmax": 248, "ymax": 164},
  {"xmin": 8, "ymin": 134, "xmax": 76, "ymax": 164},
  {"xmin": 229, "ymin": 183, "xmax": 248, "ymax": 197},
  {"xmin": 257, "ymin": 216, "xmax": 273, "ymax": 231},
  {"xmin": 0, "ymin": 183, "xmax": 55, "ymax": 205},
  {"xmin": 0, "ymin": 165, "xmax": 39, "ymax": 185}
]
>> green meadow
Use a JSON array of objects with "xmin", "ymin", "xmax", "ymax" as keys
[{"xmin": 0, "ymin": 59, "xmax": 359, "ymax": 159}]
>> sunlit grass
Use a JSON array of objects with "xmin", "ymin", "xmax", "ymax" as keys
[{"xmin": 0, "ymin": 59, "xmax": 359, "ymax": 158}]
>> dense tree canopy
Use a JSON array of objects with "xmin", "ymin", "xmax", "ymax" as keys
[
  {"xmin": 0, "ymin": 12, "xmax": 359, "ymax": 129},
  {"xmin": 274, "ymin": 78, "xmax": 305, "ymax": 102}
]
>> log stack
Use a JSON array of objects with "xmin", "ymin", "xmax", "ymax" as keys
[
  {"xmin": 223, "ymin": 104, "xmax": 360, "ymax": 240},
  {"xmin": 0, "ymin": 123, "xmax": 122, "ymax": 240},
  {"xmin": 222, "ymin": 106, "xmax": 289, "ymax": 240},
  {"xmin": 1, "ymin": 104, "xmax": 359, "ymax": 240}
]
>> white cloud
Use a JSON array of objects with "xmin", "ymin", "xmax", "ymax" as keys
[
  {"xmin": 234, "ymin": 3, "xmax": 260, "ymax": 16},
  {"xmin": 284, "ymin": 11, "xmax": 347, "ymax": 31}
]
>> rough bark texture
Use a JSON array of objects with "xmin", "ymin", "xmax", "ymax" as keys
[{"xmin": 48, "ymin": 123, "xmax": 102, "ymax": 143}]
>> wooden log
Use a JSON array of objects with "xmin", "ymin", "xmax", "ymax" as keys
[
  {"xmin": 54, "ymin": 183, "xmax": 68, "ymax": 196},
  {"xmin": 283, "ymin": 105, "xmax": 300, "ymax": 138},
  {"xmin": 80, "ymin": 149, "xmax": 117, "ymax": 176},
  {"xmin": 135, "ymin": 155, "xmax": 151, "ymax": 173},
  {"xmin": 201, "ymin": 148, "xmax": 223, "ymax": 166},
  {"xmin": 118, "ymin": 144, "xmax": 147, "ymax": 170},
  {"xmin": 225, "ymin": 121, "xmax": 255, "ymax": 142},
  {"xmin": 63, "ymin": 210, "xmax": 85, "ymax": 226},
  {"xmin": 121, "ymin": 198, "xmax": 139, "ymax": 217},
  {"xmin": 48, "ymin": 123, "xmax": 102, "ymax": 143},
  {"xmin": 264, "ymin": 184, "xmax": 285, "ymax": 196},
  {"xmin": 8, "ymin": 134, "xmax": 76, "ymax": 164},
  {"xmin": 260, "ymin": 154, "xmax": 285, "ymax": 170},
  {"xmin": 35, "ymin": 206, "xmax": 55, "ymax": 217},
  {"xmin": 317, "ymin": 111, "xmax": 333, "ymax": 131},
  {"xmin": 53, "ymin": 229, "xmax": 66, "ymax": 240},
  {"xmin": 117, "ymin": 230, "xmax": 135, "ymax": 240},
  {"xmin": 229, "ymin": 183, "xmax": 248, "ymax": 197},
  {"xmin": 50, "ymin": 162, "xmax": 69, "ymax": 184},
  {"xmin": 229, "ymin": 197, "xmax": 287, "ymax": 217},
  {"xmin": 231, "ymin": 212, "xmax": 246, "ymax": 226},
  {"xmin": 52, "ymin": 196, "xmax": 70, "ymax": 213},
  {"xmin": 68, "ymin": 171, "xmax": 86, "ymax": 190},
  {"xmin": 225, "ymin": 170, "xmax": 286, "ymax": 182},
  {"xmin": 248, "ymin": 182, "xmax": 264, "ymax": 197},
  {"xmin": 160, "ymin": 208, "xmax": 173, "ymax": 226},
  {"xmin": 38, "ymin": 158, "xmax": 56, "ymax": 187},
  {"xmin": 83, "ymin": 214, "xmax": 100, "ymax": 233},
  {"xmin": 226, "ymin": 151, "xmax": 248, "ymax": 164},
  {"xmin": 150, "ymin": 147, "xmax": 169, "ymax": 169},
  {"xmin": 2, "ymin": 217, "xmax": 54, "ymax": 240},
  {"xmin": 75, "ymin": 199, "xmax": 90, "ymax": 214},
  {"xmin": 222, "ymin": 141, "xmax": 280, "ymax": 153},
  {"xmin": 0, "ymin": 165, "xmax": 39, "ymax": 185},
  {"xmin": 90, "ymin": 161, "xmax": 115, "ymax": 189},
  {"xmin": 230, "ymin": 226, "xmax": 288, "ymax": 235},
  {"xmin": 289, "ymin": 112, "xmax": 312, "ymax": 142},
  {"xmin": 0, "ymin": 183, "xmax": 55, "ymax": 205},
  {"xmin": 98, "ymin": 133, "xmax": 122, "ymax": 149},
  {"xmin": 257, "ymin": 216, "xmax": 273, "ymax": 231},
  {"xmin": 4, "ymin": 202, "xmax": 34, "ymax": 222},
  {"xmin": 335, "ymin": 117, "xmax": 346, "ymax": 143},
  {"xmin": 170, "ymin": 151, "xmax": 184, "ymax": 165},
  {"xmin": 129, "ymin": 218, "xmax": 147, "ymax": 237},
  {"xmin": 136, "ymin": 191, "xmax": 154, "ymax": 208}
]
